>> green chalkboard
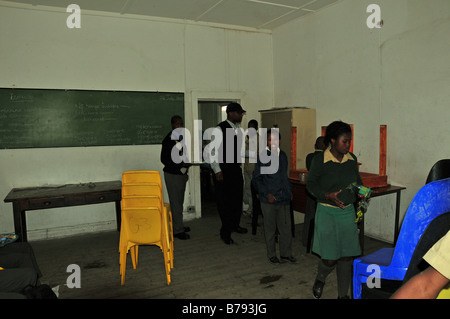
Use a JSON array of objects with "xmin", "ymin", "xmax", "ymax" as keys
[{"xmin": 0, "ymin": 88, "xmax": 184, "ymax": 148}]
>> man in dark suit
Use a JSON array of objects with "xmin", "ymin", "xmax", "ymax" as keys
[
  {"xmin": 210, "ymin": 102, "xmax": 248, "ymax": 244},
  {"xmin": 161, "ymin": 115, "xmax": 191, "ymax": 240}
]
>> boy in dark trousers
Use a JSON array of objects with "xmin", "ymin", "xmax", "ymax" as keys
[{"xmin": 252, "ymin": 129, "xmax": 297, "ymax": 265}]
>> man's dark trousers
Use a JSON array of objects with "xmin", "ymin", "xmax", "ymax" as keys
[{"xmin": 214, "ymin": 165, "xmax": 243, "ymax": 241}]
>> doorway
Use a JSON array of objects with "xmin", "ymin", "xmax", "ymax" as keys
[{"xmin": 187, "ymin": 91, "xmax": 244, "ymax": 219}]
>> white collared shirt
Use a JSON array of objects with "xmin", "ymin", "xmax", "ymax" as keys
[
  {"xmin": 266, "ymin": 146, "xmax": 280, "ymax": 156},
  {"xmin": 323, "ymin": 147, "xmax": 354, "ymax": 164},
  {"xmin": 209, "ymin": 120, "xmax": 242, "ymax": 174}
]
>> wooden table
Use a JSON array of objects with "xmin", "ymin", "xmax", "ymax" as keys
[
  {"xmin": 289, "ymin": 179, "xmax": 406, "ymax": 252},
  {"xmin": 290, "ymin": 178, "xmax": 308, "ymax": 213},
  {"xmin": 4, "ymin": 181, "xmax": 122, "ymax": 242},
  {"xmin": 366, "ymin": 185, "xmax": 406, "ymax": 245}
]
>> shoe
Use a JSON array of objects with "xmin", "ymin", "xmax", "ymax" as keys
[
  {"xmin": 220, "ymin": 235, "xmax": 234, "ymax": 245},
  {"xmin": 243, "ymin": 210, "xmax": 252, "ymax": 217},
  {"xmin": 174, "ymin": 232, "xmax": 190, "ymax": 240},
  {"xmin": 184, "ymin": 227, "xmax": 191, "ymax": 232},
  {"xmin": 222, "ymin": 238, "xmax": 234, "ymax": 245},
  {"xmin": 268, "ymin": 257, "xmax": 281, "ymax": 265},
  {"xmin": 312, "ymin": 279, "xmax": 325, "ymax": 299},
  {"xmin": 280, "ymin": 256, "xmax": 299, "ymax": 264},
  {"xmin": 234, "ymin": 226, "xmax": 248, "ymax": 234}
]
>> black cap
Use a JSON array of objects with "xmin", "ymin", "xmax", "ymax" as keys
[{"xmin": 226, "ymin": 102, "xmax": 246, "ymax": 114}]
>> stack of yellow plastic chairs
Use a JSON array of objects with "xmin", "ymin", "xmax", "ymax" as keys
[{"xmin": 120, "ymin": 170, "xmax": 173, "ymax": 285}]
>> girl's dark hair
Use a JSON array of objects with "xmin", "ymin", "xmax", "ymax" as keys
[
  {"xmin": 248, "ymin": 119, "xmax": 258, "ymax": 128},
  {"xmin": 324, "ymin": 121, "xmax": 352, "ymax": 146}
]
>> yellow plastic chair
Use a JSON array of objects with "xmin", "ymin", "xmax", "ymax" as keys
[
  {"xmin": 121, "ymin": 180, "xmax": 174, "ymax": 267},
  {"xmin": 122, "ymin": 183, "xmax": 163, "ymax": 197},
  {"xmin": 121, "ymin": 172, "xmax": 170, "ymax": 244},
  {"xmin": 121, "ymin": 184, "xmax": 171, "ymax": 246},
  {"xmin": 121, "ymin": 195, "xmax": 173, "ymax": 269},
  {"xmin": 119, "ymin": 206, "xmax": 171, "ymax": 285},
  {"xmin": 122, "ymin": 170, "xmax": 162, "ymax": 186},
  {"xmin": 120, "ymin": 206, "xmax": 167, "ymax": 273}
]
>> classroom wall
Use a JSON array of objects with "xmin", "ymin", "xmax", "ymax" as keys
[
  {"xmin": 0, "ymin": 5, "xmax": 274, "ymax": 240},
  {"xmin": 273, "ymin": 0, "xmax": 450, "ymax": 242}
]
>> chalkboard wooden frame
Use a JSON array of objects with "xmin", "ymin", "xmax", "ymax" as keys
[{"xmin": 0, "ymin": 88, "xmax": 184, "ymax": 149}]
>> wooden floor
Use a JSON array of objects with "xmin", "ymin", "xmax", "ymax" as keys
[{"xmin": 30, "ymin": 198, "xmax": 390, "ymax": 299}]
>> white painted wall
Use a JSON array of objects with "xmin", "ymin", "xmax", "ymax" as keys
[
  {"xmin": 273, "ymin": 0, "xmax": 450, "ymax": 242},
  {"xmin": 0, "ymin": 5, "xmax": 274, "ymax": 240}
]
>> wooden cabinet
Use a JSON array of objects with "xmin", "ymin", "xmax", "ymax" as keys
[{"xmin": 259, "ymin": 107, "xmax": 316, "ymax": 171}]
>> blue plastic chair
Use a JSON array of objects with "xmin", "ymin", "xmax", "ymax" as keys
[{"xmin": 353, "ymin": 177, "xmax": 450, "ymax": 299}]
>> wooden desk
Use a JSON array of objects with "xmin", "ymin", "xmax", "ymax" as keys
[
  {"xmin": 4, "ymin": 181, "xmax": 122, "ymax": 242},
  {"xmin": 366, "ymin": 185, "xmax": 406, "ymax": 245},
  {"xmin": 289, "ymin": 179, "xmax": 406, "ymax": 252},
  {"xmin": 290, "ymin": 178, "xmax": 307, "ymax": 213}
]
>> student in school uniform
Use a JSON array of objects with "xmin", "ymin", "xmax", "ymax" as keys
[
  {"xmin": 252, "ymin": 129, "xmax": 297, "ymax": 265},
  {"xmin": 306, "ymin": 136, "xmax": 327, "ymax": 171},
  {"xmin": 243, "ymin": 119, "xmax": 258, "ymax": 217},
  {"xmin": 243, "ymin": 119, "xmax": 263, "ymax": 235},
  {"xmin": 306, "ymin": 120, "xmax": 363, "ymax": 299}
]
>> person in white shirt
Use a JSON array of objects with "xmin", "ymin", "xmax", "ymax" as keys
[{"xmin": 210, "ymin": 103, "xmax": 248, "ymax": 245}]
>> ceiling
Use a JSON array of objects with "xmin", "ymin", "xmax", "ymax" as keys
[{"xmin": 3, "ymin": 0, "xmax": 340, "ymax": 30}]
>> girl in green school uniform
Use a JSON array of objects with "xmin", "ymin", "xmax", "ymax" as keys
[{"xmin": 306, "ymin": 120, "xmax": 363, "ymax": 299}]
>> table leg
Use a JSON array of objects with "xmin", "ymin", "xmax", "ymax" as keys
[
  {"xmin": 115, "ymin": 200, "xmax": 121, "ymax": 231},
  {"xmin": 394, "ymin": 190, "xmax": 401, "ymax": 245},
  {"xmin": 359, "ymin": 214, "xmax": 365, "ymax": 255},
  {"xmin": 290, "ymin": 201, "xmax": 295, "ymax": 237},
  {"xmin": 306, "ymin": 218, "xmax": 314, "ymax": 253},
  {"xmin": 12, "ymin": 202, "xmax": 27, "ymax": 242}
]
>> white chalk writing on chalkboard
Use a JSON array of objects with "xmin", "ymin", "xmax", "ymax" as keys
[
  {"xmin": 0, "ymin": 89, "xmax": 184, "ymax": 148},
  {"xmin": 9, "ymin": 93, "xmax": 34, "ymax": 102}
]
